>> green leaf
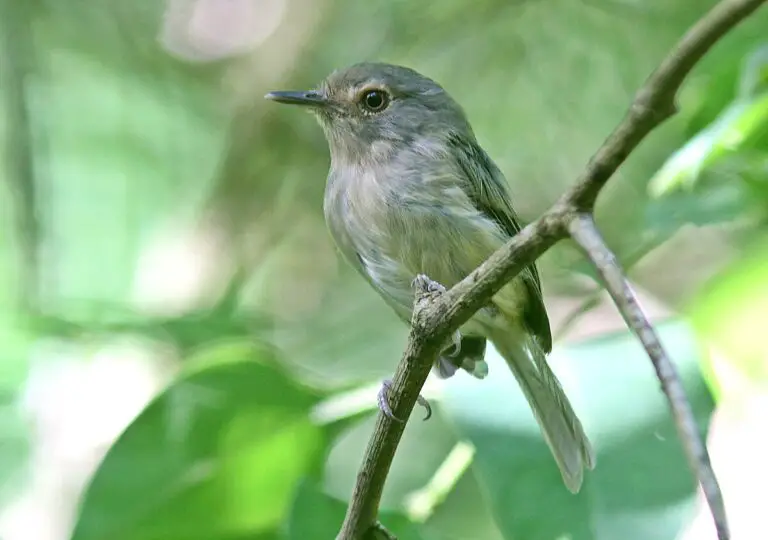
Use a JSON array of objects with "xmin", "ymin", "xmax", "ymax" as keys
[
  {"xmin": 439, "ymin": 320, "xmax": 714, "ymax": 540},
  {"xmin": 738, "ymin": 43, "xmax": 768, "ymax": 98},
  {"xmin": 648, "ymin": 92, "xmax": 768, "ymax": 197},
  {"xmin": 71, "ymin": 347, "xmax": 325, "ymax": 540},
  {"xmin": 284, "ymin": 479, "xmax": 426, "ymax": 540},
  {"xmin": 0, "ymin": 391, "xmax": 30, "ymax": 506},
  {"xmin": 690, "ymin": 237, "xmax": 768, "ymax": 399},
  {"xmin": 0, "ymin": 316, "xmax": 33, "ymax": 505},
  {"xmin": 648, "ymin": 42, "xmax": 768, "ymax": 199},
  {"xmin": 23, "ymin": 4, "xmax": 228, "ymax": 318},
  {"xmin": 644, "ymin": 180, "xmax": 752, "ymax": 239}
]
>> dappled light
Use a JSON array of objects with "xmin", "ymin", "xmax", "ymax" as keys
[{"xmin": 1, "ymin": 1, "xmax": 767, "ymax": 539}]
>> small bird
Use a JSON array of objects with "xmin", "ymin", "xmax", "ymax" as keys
[{"xmin": 266, "ymin": 62, "xmax": 595, "ymax": 492}]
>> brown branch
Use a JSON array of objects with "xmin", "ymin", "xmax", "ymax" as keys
[
  {"xmin": 567, "ymin": 213, "xmax": 728, "ymax": 540},
  {"xmin": 338, "ymin": 0, "xmax": 767, "ymax": 538},
  {"xmin": 337, "ymin": 281, "xmax": 448, "ymax": 539}
]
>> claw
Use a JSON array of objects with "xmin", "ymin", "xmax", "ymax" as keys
[
  {"xmin": 377, "ymin": 378, "xmax": 432, "ymax": 422},
  {"xmin": 368, "ymin": 522, "xmax": 397, "ymax": 540},
  {"xmin": 377, "ymin": 379, "xmax": 403, "ymax": 422},
  {"xmin": 412, "ymin": 274, "xmax": 446, "ymax": 294},
  {"xmin": 417, "ymin": 393, "xmax": 432, "ymax": 421}
]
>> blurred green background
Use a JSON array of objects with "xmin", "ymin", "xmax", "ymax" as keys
[{"xmin": 1, "ymin": 0, "xmax": 768, "ymax": 539}]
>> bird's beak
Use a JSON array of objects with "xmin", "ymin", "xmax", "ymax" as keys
[{"xmin": 264, "ymin": 90, "xmax": 327, "ymax": 107}]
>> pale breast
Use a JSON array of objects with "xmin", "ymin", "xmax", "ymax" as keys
[
  {"xmin": 324, "ymin": 167, "xmax": 415, "ymax": 316},
  {"xmin": 324, "ymin": 161, "xmax": 512, "ymax": 318}
]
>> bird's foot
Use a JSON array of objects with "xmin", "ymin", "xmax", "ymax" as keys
[
  {"xmin": 377, "ymin": 378, "xmax": 432, "ymax": 422},
  {"xmin": 411, "ymin": 274, "xmax": 462, "ymax": 356},
  {"xmin": 412, "ymin": 273, "xmax": 447, "ymax": 295}
]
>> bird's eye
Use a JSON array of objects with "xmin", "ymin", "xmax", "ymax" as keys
[{"xmin": 361, "ymin": 89, "xmax": 389, "ymax": 112}]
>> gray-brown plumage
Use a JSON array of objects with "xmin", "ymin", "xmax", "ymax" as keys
[{"xmin": 266, "ymin": 62, "xmax": 595, "ymax": 492}]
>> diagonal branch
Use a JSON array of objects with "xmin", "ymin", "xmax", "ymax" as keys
[
  {"xmin": 567, "ymin": 213, "xmax": 728, "ymax": 540},
  {"xmin": 338, "ymin": 0, "xmax": 767, "ymax": 538},
  {"xmin": 338, "ymin": 280, "xmax": 448, "ymax": 539}
]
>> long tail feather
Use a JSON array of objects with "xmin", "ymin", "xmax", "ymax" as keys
[{"xmin": 489, "ymin": 328, "xmax": 595, "ymax": 493}]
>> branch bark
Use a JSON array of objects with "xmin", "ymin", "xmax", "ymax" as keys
[
  {"xmin": 567, "ymin": 213, "xmax": 728, "ymax": 540},
  {"xmin": 338, "ymin": 281, "xmax": 448, "ymax": 539},
  {"xmin": 337, "ymin": 0, "xmax": 767, "ymax": 538}
]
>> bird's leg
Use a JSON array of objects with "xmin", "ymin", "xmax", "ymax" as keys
[
  {"xmin": 411, "ymin": 274, "xmax": 462, "ymax": 357},
  {"xmin": 375, "ymin": 274, "xmax": 456, "ymax": 423},
  {"xmin": 377, "ymin": 379, "xmax": 432, "ymax": 422},
  {"xmin": 377, "ymin": 274, "xmax": 457, "ymax": 422}
]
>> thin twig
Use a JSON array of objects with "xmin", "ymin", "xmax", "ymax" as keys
[
  {"xmin": 567, "ymin": 213, "xmax": 728, "ymax": 540},
  {"xmin": 338, "ymin": 0, "xmax": 766, "ymax": 538}
]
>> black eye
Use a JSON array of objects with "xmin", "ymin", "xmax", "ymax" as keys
[{"xmin": 361, "ymin": 89, "xmax": 389, "ymax": 112}]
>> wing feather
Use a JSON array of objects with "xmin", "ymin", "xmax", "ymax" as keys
[{"xmin": 447, "ymin": 133, "xmax": 552, "ymax": 352}]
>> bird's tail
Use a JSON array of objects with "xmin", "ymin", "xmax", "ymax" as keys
[{"xmin": 487, "ymin": 328, "xmax": 595, "ymax": 493}]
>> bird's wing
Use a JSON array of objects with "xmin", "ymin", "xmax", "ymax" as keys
[{"xmin": 447, "ymin": 132, "xmax": 553, "ymax": 353}]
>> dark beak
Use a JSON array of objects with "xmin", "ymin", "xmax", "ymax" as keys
[{"xmin": 264, "ymin": 90, "xmax": 327, "ymax": 107}]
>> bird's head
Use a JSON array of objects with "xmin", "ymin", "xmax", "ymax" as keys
[{"xmin": 266, "ymin": 62, "xmax": 473, "ymax": 164}]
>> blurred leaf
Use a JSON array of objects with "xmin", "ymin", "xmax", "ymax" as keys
[
  {"xmin": 0, "ymin": 316, "xmax": 33, "ymax": 504},
  {"xmin": 71, "ymin": 348, "xmax": 325, "ymax": 540},
  {"xmin": 24, "ymin": 3, "xmax": 228, "ymax": 318},
  {"xmin": 738, "ymin": 43, "xmax": 768, "ymax": 99},
  {"xmin": 644, "ymin": 179, "xmax": 753, "ymax": 236},
  {"xmin": 439, "ymin": 320, "xmax": 713, "ymax": 540},
  {"xmin": 649, "ymin": 42, "xmax": 768, "ymax": 197},
  {"xmin": 418, "ymin": 463, "xmax": 505, "ymax": 540},
  {"xmin": 268, "ymin": 272, "xmax": 407, "ymax": 387},
  {"xmin": 690, "ymin": 237, "xmax": 768, "ymax": 400},
  {"xmin": 648, "ymin": 92, "xmax": 768, "ymax": 196},
  {"xmin": 402, "ymin": 441, "xmax": 476, "ymax": 524},
  {"xmin": 323, "ymin": 405, "xmax": 459, "ymax": 511},
  {"xmin": 284, "ymin": 479, "xmax": 425, "ymax": 540},
  {"xmin": 4, "ymin": 0, "xmax": 768, "ymax": 538},
  {"xmin": 0, "ymin": 393, "xmax": 29, "ymax": 506}
]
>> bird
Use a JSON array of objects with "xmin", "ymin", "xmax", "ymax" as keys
[{"xmin": 265, "ymin": 62, "xmax": 595, "ymax": 492}]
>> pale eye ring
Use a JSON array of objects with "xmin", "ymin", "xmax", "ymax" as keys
[{"xmin": 361, "ymin": 89, "xmax": 389, "ymax": 112}]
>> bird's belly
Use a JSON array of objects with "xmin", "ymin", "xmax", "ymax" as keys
[
  {"xmin": 395, "ymin": 208, "xmax": 499, "ymax": 283},
  {"xmin": 328, "ymin": 174, "xmax": 526, "ymax": 328},
  {"xmin": 355, "ymin": 207, "xmax": 507, "ymax": 320}
]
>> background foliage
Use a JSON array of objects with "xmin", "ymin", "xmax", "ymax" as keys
[{"xmin": 1, "ymin": 0, "xmax": 767, "ymax": 539}]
